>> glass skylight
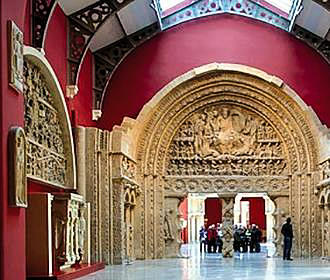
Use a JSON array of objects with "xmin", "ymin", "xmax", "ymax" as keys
[
  {"xmin": 264, "ymin": 0, "xmax": 294, "ymax": 14},
  {"xmin": 159, "ymin": 0, "xmax": 186, "ymax": 11}
]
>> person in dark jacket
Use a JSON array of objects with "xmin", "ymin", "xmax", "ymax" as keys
[{"xmin": 281, "ymin": 217, "xmax": 293, "ymax": 260}]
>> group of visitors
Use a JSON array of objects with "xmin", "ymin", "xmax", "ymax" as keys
[
  {"xmin": 199, "ymin": 223, "xmax": 263, "ymax": 254},
  {"xmin": 233, "ymin": 224, "xmax": 262, "ymax": 253},
  {"xmin": 199, "ymin": 223, "xmax": 223, "ymax": 253},
  {"xmin": 199, "ymin": 217, "xmax": 294, "ymax": 261}
]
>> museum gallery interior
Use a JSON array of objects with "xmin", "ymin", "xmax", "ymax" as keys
[{"xmin": 2, "ymin": 0, "xmax": 330, "ymax": 279}]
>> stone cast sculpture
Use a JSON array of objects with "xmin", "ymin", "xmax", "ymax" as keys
[{"xmin": 8, "ymin": 127, "xmax": 27, "ymax": 208}]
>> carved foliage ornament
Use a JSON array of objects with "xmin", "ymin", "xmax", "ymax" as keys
[
  {"xmin": 23, "ymin": 61, "xmax": 68, "ymax": 186},
  {"xmin": 8, "ymin": 20, "xmax": 24, "ymax": 94},
  {"xmin": 166, "ymin": 105, "xmax": 287, "ymax": 177},
  {"xmin": 8, "ymin": 127, "xmax": 27, "ymax": 208}
]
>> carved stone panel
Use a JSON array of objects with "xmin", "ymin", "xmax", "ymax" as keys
[
  {"xmin": 167, "ymin": 105, "xmax": 287, "ymax": 177},
  {"xmin": 23, "ymin": 60, "xmax": 72, "ymax": 188},
  {"xmin": 8, "ymin": 20, "xmax": 24, "ymax": 93},
  {"xmin": 8, "ymin": 127, "xmax": 27, "ymax": 208}
]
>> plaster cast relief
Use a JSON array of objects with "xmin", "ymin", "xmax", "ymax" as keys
[
  {"xmin": 8, "ymin": 127, "xmax": 27, "ymax": 207},
  {"xmin": 8, "ymin": 20, "xmax": 24, "ymax": 93},
  {"xmin": 23, "ymin": 61, "xmax": 67, "ymax": 186},
  {"xmin": 167, "ymin": 105, "xmax": 287, "ymax": 177}
]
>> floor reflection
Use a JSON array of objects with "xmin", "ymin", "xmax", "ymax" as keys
[{"xmin": 77, "ymin": 243, "xmax": 330, "ymax": 280}]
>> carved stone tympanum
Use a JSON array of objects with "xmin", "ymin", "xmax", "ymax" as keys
[{"xmin": 167, "ymin": 105, "xmax": 287, "ymax": 177}]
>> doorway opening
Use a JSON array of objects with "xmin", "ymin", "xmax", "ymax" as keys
[{"xmin": 234, "ymin": 193, "xmax": 275, "ymax": 254}]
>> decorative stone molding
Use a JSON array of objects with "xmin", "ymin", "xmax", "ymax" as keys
[
  {"xmin": 92, "ymin": 109, "xmax": 102, "ymax": 121},
  {"xmin": 23, "ymin": 46, "xmax": 76, "ymax": 189},
  {"xmin": 66, "ymin": 85, "xmax": 79, "ymax": 99}
]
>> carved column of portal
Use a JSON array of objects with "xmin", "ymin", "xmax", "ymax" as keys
[
  {"xmin": 219, "ymin": 194, "xmax": 235, "ymax": 257},
  {"xmin": 271, "ymin": 195, "xmax": 289, "ymax": 257},
  {"xmin": 164, "ymin": 196, "xmax": 184, "ymax": 258}
]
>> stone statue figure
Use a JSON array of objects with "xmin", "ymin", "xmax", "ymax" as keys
[
  {"xmin": 164, "ymin": 209, "xmax": 174, "ymax": 241},
  {"xmin": 9, "ymin": 127, "xmax": 27, "ymax": 207}
]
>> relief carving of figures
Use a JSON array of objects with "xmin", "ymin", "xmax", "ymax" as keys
[
  {"xmin": 8, "ymin": 127, "xmax": 27, "ymax": 207},
  {"xmin": 23, "ymin": 61, "xmax": 68, "ymax": 186},
  {"xmin": 167, "ymin": 105, "xmax": 287, "ymax": 176},
  {"xmin": 8, "ymin": 21, "xmax": 24, "ymax": 93}
]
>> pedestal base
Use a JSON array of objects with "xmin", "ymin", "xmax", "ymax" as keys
[{"xmin": 27, "ymin": 262, "xmax": 105, "ymax": 280}]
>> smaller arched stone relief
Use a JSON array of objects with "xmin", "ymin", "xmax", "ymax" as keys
[
  {"xmin": 23, "ymin": 60, "xmax": 68, "ymax": 187},
  {"xmin": 166, "ymin": 105, "xmax": 287, "ymax": 177}
]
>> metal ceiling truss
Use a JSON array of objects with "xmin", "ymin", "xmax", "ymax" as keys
[
  {"xmin": 32, "ymin": 0, "xmax": 59, "ymax": 48},
  {"xmin": 153, "ymin": 0, "xmax": 303, "ymax": 32},
  {"xmin": 67, "ymin": 0, "xmax": 134, "ymax": 86},
  {"xmin": 292, "ymin": 24, "xmax": 330, "ymax": 62},
  {"xmin": 93, "ymin": 22, "xmax": 160, "ymax": 110}
]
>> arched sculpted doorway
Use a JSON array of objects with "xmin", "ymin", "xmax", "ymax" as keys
[{"xmin": 116, "ymin": 63, "xmax": 324, "ymax": 260}]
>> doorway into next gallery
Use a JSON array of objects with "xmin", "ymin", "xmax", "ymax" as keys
[{"xmin": 179, "ymin": 193, "xmax": 275, "ymax": 255}]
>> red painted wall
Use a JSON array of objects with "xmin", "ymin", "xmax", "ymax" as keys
[
  {"xmin": 0, "ymin": 1, "xmax": 28, "ymax": 279},
  {"xmin": 98, "ymin": 14, "xmax": 330, "ymax": 130},
  {"xmin": 205, "ymin": 198, "xmax": 222, "ymax": 228},
  {"xmin": 72, "ymin": 51, "xmax": 95, "ymax": 127},
  {"xmin": 179, "ymin": 198, "xmax": 188, "ymax": 243},
  {"xmin": 241, "ymin": 197, "xmax": 266, "ymax": 230}
]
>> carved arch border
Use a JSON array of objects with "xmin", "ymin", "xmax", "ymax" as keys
[
  {"xmin": 132, "ymin": 64, "xmax": 320, "ymax": 176},
  {"xmin": 118, "ymin": 63, "xmax": 327, "ymax": 258},
  {"xmin": 23, "ymin": 46, "xmax": 76, "ymax": 189}
]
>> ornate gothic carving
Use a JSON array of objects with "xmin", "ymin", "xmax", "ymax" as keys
[
  {"xmin": 23, "ymin": 61, "xmax": 68, "ymax": 187},
  {"xmin": 167, "ymin": 105, "xmax": 287, "ymax": 177},
  {"xmin": 8, "ymin": 20, "xmax": 24, "ymax": 93},
  {"xmin": 164, "ymin": 176, "xmax": 289, "ymax": 196},
  {"xmin": 8, "ymin": 127, "xmax": 27, "ymax": 208}
]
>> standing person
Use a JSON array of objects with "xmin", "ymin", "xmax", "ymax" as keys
[
  {"xmin": 281, "ymin": 217, "xmax": 293, "ymax": 260},
  {"xmin": 255, "ymin": 225, "xmax": 262, "ymax": 253},
  {"xmin": 199, "ymin": 226, "xmax": 207, "ymax": 253}
]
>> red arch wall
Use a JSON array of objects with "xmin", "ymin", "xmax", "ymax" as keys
[{"xmin": 98, "ymin": 14, "xmax": 330, "ymax": 130}]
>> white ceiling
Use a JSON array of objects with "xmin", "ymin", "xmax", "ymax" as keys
[
  {"xmin": 296, "ymin": 0, "xmax": 330, "ymax": 38},
  {"xmin": 118, "ymin": 0, "xmax": 157, "ymax": 35},
  {"xmin": 58, "ymin": 0, "xmax": 330, "ymax": 53},
  {"xmin": 58, "ymin": 0, "xmax": 99, "ymax": 15}
]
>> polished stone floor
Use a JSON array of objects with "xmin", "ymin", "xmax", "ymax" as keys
[{"xmin": 78, "ymin": 244, "xmax": 330, "ymax": 280}]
